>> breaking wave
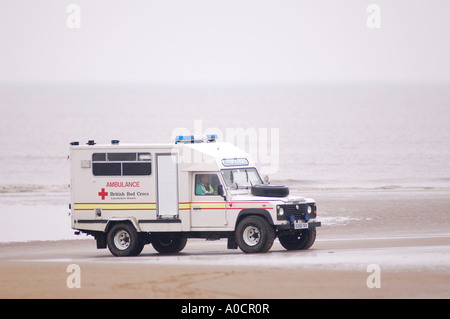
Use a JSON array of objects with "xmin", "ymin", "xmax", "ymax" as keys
[
  {"xmin": 271, "ymin": 178, "xmax": 450, "ymax": 192},
  {"xmin": 0, "ymin": 184, "xmax": 69, "ymax": 194},
  {"xmin": 1, "ymin": 182, "xmax": 449, "ymax": 195}
]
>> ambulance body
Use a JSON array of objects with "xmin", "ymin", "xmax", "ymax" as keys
[{"xmin": 69, "ymin": 136, "xmax": 321, "ymax": 256}]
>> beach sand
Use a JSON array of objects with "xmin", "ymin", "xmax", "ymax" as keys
[
  {"xmin": 1, "ymin": 236, "xmax": 449, "ymax": 299},
  {"xmin": 1, "ymin": 190, "xmax": 450, "ymax": 299}
]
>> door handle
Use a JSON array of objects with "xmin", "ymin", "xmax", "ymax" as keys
[{"xmin": 192, "ymin": 206, "xmax": 202, "ymax": 210}]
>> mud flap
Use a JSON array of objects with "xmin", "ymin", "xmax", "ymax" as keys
[
  {"xmin": 96, "ymin": 232, "xmax": 107, "ymax": 249},
  {"xmin": 227, "ymin": 233, "xmax": 238, "ymax": 249}
]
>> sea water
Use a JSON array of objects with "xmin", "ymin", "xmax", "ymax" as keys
[{"xmin": 0, "ymin": 81, "xmax": 449, "ymax": 241}]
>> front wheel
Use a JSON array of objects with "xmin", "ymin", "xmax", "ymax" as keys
[
  {"xmin": 235, "ymin": 216, "xmax": 275, "ymax": 253},
  {"xmin": 278, "ymin": 228, "xmax": 316, "ymax": 250}
]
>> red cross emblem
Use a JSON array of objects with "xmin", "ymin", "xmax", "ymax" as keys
[{"xmin": 98, "ymin": 188, "xmax": 108, "ymax": 200}]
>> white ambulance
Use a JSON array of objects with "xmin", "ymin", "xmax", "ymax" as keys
[{"xmin": 69, "ymin": 135, "xmax": 321, "ymax": 256}]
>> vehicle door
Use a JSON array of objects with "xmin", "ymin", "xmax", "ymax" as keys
[{"xmin": 190, "ymin": 172, "xmax": 227, "ymax": 228}]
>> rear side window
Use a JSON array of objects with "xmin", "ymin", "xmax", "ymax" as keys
[
  {"xmin": 92, "ymin": 163, "xmax": 121, "ymax": 176},
  {"xmin": 108, "ymin": 153, "xmax": 136, "ymax": 162},
  {"xmin": 123, "ymin": 163, "xmax": 152, "ymax": 176},
  {"xmin": 92, "ymin": 152, "xmax": 152, "ymax": 176}
]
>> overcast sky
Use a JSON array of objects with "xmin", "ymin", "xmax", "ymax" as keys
[{"xmin": 0, "ymin": 0, "xmax": 449, "ymax": 84}]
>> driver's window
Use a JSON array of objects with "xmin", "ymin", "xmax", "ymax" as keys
[{"xmin": 195, "ymin": 174, "xmax": 221, "ymax": 196}]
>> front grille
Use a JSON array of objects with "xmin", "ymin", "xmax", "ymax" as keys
[{"xmin": 278, "ymin": 203, "xmax": 316, "ymax": 221}]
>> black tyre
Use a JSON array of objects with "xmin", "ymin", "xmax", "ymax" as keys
[
  {"xmin": 134, "ymin": 233, "xmax": 146, "ymax": 255},
  {"xmin": 107, "ymin": 223, "xmax": 143, "ymax": 257},
  {"xmin": 152, "ymin": 235, "xmax": 187, "ymax": 254},
  {"xmin": 278, "ymin": 228, "xmax": 316, "ymax": 250},
  {"xmin": 235, "ymin": 216, "xmax": 275, "ymax": 253},
  {"xmin": 251, "ymin": 184, "xmax": 289, "ymax": 197}
]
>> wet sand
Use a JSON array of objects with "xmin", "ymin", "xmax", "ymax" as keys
[
  {"xmin": 1, "ymin": 189, "xmax": 450, "ymax": 299},
  {"xmin": 1, "ymin": 235, "xmax": 449, "ymax": 299}
]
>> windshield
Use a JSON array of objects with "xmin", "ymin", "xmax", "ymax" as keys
[{"xmin": 221, "ymin": 168, "xmax": 262, "ymax": 189}]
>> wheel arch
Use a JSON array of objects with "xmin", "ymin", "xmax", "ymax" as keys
[
  {"xmin": 105, "ymin": 217, "xmax": 141, "ymax": 233},
  {"xmin": 236, "ymin": 208, "xmax": 274, "ymax": 228}
]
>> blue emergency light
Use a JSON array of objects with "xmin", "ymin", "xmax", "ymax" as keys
[
  {"xmin": 175, "ymin": 134, "xmax": 218, "ymax": 144},
  {"xmin": 175, "ymin": 135, "xmax": 195, "ymax": 144},
  {"xmin": 304, "ymin": 213, "xmax": 310, "ymax": 222}
]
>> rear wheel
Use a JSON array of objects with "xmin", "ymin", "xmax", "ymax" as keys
[
  {"xmin": 278, "ymin": 228, "xmax": 316, "ymax": 250},
  {"xmin": 236, "ymin": 216, "xmax": 275, "ymax": 253},
  {"xmin": 152, "ymin": 235, "xmax": 187, "ymax": 254},
  {"xmin": 107, "ymin": 223, "xmax": 144, "ymax": 256}
]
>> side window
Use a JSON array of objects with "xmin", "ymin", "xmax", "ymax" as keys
[
  {"xmin": 93, "ymin": 162, "xmax": 121, "ymax": 176},
  {"xmin": 92, "ymin": 152, "xmax": 152, "ymax": 176},
  {"xmin": 195, "ymin": 174, "xmax": 221, "ymax": 196},
  {"xmin": 123, "ymin": 163, "xmax": 152, "ymax": 176}
]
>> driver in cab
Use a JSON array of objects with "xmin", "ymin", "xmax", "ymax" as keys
[{"xmin": 196, "ymin": 174, "xmax": 216, "ymax": 195}]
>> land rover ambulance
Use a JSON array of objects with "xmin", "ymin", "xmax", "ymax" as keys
[{"xmin": 69, "ymin": 135, "xmax": 321, "ymax": 256}]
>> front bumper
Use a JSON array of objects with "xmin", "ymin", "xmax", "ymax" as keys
[{"xmin": 276, "ymin": 221, "xmax": 321, "ymax": 231}]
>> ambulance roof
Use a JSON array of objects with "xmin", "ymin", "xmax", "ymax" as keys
[{"xmin": 70, "ymin": 140, "xmax": 255, "ymax": 171}]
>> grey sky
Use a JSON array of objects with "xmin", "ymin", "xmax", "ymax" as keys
[{"xmin": 0, "ymin": 0, "xmax": 449, "ymax": 84}]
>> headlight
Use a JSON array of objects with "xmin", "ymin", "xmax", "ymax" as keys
[
  {"xmin": 278, "ymin": 207, "xmax": 284, "ymax": 216},
  {"xmin": 307, "ymin": 205, "xmax": 312, "ymax": 214}
]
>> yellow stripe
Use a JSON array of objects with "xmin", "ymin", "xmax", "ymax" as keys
[
  {"xmin": 75, "ymin": 202, "xmax": 226, "ymax": 211},
  {"xmin": 74, "ymin": 203, "xmax": 156, "ymax": 210},
  {"xmin": 179, "ymin": 202, "xmax": 191, "ymax": 210}
]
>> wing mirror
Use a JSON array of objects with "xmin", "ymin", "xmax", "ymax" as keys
[{"xmin": 217, "ymin": 184, "xmax": 226, "ymax": 201}]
